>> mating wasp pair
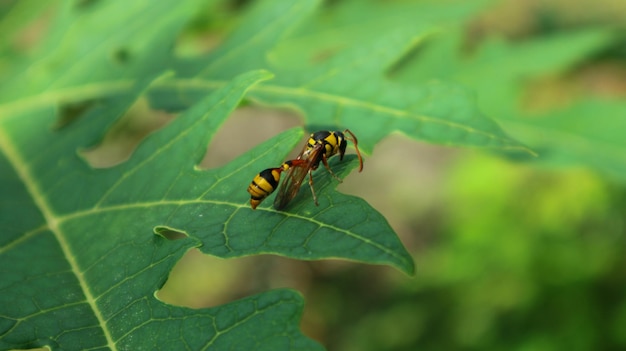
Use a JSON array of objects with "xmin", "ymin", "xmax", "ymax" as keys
[{"xmin": 247, "ymin": 129, "xmax": 364, "ymax": 210}]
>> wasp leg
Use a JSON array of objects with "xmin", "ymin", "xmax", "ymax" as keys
[
  {"xmin": 308, "ymin": 170, "xmax": 319, "ymax": 206},
  {"xmin": 321, "ymin": 154, "xmax": 343, "ymax": 183}
]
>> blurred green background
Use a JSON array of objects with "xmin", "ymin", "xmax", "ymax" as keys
[
  {"xmin": 155, "ymin": 0, "xmax": 626, "ymax": 350},
  {"xmin": 7, "ymin": 0, "xmax": 624, "ymax": 349}
]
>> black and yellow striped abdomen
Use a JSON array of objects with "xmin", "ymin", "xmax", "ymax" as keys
[
  {"xmin": 248, "ymin": 168, "xmax": 282, "ymax": 209},
  {"xmin": 247, "ymin": 160, "xmax": 306, "ymax": 210}
]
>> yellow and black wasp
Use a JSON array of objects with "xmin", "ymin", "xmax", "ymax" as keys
[{"xmin": 247, "ymin": 129, "xmax": 363, "ymax": 210}]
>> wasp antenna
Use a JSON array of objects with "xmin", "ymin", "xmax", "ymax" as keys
[{"xmin": 344, "ymin": 129, "xmax": 364, "ymax": 172}]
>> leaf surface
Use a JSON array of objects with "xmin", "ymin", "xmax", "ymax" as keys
[
  {"xmin": 148, "ymin": 0, "xmax": 529, "ymax": 155},
  {"xmin": 0, "ymin": 67, "xmax": 327, "ymax": 351},
  {"xmin": 0, "ymin": 1, "xmax": 419, "ymax": 349}
]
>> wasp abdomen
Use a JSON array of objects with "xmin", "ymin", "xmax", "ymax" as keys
[
  {"xmin": 247, "ymin": 160, "xmax": 307, "ymax": 210},
  {"xmin": 247, "ymin": 168, "xmax": 282, "ymax": 209}
]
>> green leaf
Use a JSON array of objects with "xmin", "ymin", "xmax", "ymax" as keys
[
  {"xmin": 1, "ymin": 0, "xmax": 332, "ymax": 349},
  {"xmin": 0, "ymin": 0, "xmax": 54, "ymax": 54},
  {"xmin": 0, "ymin": 0, "xmax": 203, "ymax": 113},
  {"xmin": 269, "ymin": 0, "xmax": 493, "ymax": 69},
  {"xmin": 0, "ymin": 66, "xmax": 328, "ymax": 349},
  {"xmin": 393, "ymin": 27, "xmax": 615, "ymax": 118},
  {"xmin": 4, "ymin": 0, "xmax": 549, "ymax": 349},
  {"xmin": 148, "ymin": 0, "xmax": 530, "ymax": 155},
  {"xmin": 0, "ymin": 1, "xmax": 417, "ymax": 349},
  {"xmin": 498, "ymin": 99, "xmax": 626, "ymax": 183},
  {"xmin": 392, "ymin": 26, "xmax": 625, "ymax": 181}
]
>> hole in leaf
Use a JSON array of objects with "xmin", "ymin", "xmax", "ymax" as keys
[
  {"xmin": 154, "ymin": 249, "xmax": 367, "ymax": 343},
  {"xmin": 155, "ymin": 249, "xmax": 317, "ymax": 308},
  {"xmin": 201, "ymin": 105, "xmax": 300, "ymax": 169},
  {"xmin": 55, "ymin": 99, "xmax": 99, "ymax": 129},
  {"xmin": 112, "ymin": 47, "xmax": 131, "ymax": 65},
  {"xmin": 74, "ymin": 0, "xmax": 101, "ymax": 10},
  {"xmin": 80, "ymin": 97, "xmax": 174, "ymax": 168},
  {"xmin": 229, "ymin": 0, "xmax": 252, "ymax": 11},
  {"xmin": 154, "ymin": 226, "xmax": 188, "ymax": 241}
]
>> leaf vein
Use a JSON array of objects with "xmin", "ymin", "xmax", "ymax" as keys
[{"xmin": 0, "ymin": 128, "xmax": 119, "ymax": 351}]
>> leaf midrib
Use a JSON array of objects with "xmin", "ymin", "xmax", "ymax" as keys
[{"xmin": 0, "ymin": 128, "xmax": 119, "ymax": 351}]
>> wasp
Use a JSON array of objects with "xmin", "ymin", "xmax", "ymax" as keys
[
  {"xmin": 247, "ymin": 159, "xmax": 307, "ymax": 210},
  {"xmin": 247, "ymin": 129, "xmax": 363, "ymax": 210},
  {"xmin": 273, "ymin": 129, "xmax": 363, "ymax": 210}
]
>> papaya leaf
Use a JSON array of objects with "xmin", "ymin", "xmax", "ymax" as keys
[
  {"xmin": 0, "ymin": 67, "xmax": 331, "ymax": 350},
  {"xmin": 392, "ymin": 27, "xmax": 615, "ymax": 118},
  {"xmin": 3, "ymin": 0, "xmax": 549, "ymax": 349},
  {"xmin": 0, "ymin": 0, "xmax": 205, "ymax": 114},
  {"xmin": 392, "ymin": 26, "xmax": 626, "ymax": 182},
  {"xmin": 0, "ymin": 1, "xmax": 416, "ymax": 350},
  {"xmin": 2, "ymin": 1, "xmax": 307, "ymax": 350},
  {"xmin": 497, "ymin": 99, "xmax": 626, "ymax": 183},
  {"xmin": 148, "ymin": 0, "xmax": 530, "ymax": 155},
  {"xmin": 268, "ymin": 0, "xmax": 494, "ymax": 69}
]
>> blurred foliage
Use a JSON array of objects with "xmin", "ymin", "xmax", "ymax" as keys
[{"xmin": 393, "ymin": 25, "xmax": 626, "ymax": 182}]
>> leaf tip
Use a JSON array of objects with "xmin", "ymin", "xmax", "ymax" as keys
[{"xmin": 246, "ymin": 69, "xmax": 275, "ymax": 85}]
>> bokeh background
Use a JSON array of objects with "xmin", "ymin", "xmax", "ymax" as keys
[{"xmin": 12, "ymin": 0, "xmax": 624, "ymax": 350}]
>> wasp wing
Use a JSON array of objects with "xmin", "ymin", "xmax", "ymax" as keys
[{"xmin": 273, "ymin": 144, "xmax": 322, "ymax": 210}]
